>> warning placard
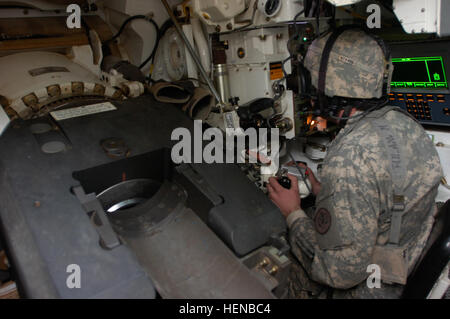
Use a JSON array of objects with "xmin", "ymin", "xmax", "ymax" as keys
[
  {"xmin": 270, "ymin": 61, "xmax": 283, "ymax": 80},
  {"xmin": 50, "ymin": 102, "xmax": 117, "ymax": 121}
]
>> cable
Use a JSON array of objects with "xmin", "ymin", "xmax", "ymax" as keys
[
  {"xmin": 293, "ymin": 10, "xmax": 305, "ymax": 33},
  {"xmin": 287, "ymin": 150, "xmax": 312, "ymax": 194},
  {"xmin": 104, "ymin": 15, "xmax": 159, "ymax": 45},
  {"xmin": 102, "ymin": 15, "xmax": 160, "ymax": 70},
  {"xmin": 274, "ymin": 9, "xmax": 306, "ymax": 101},
  {"xmin": 141, "ymin": 18, "xmax": 174, "ymax": 72},
  {"xmin": 287, "ymin": 9, "xmax": 305, "ymax": 53},
  {"xmin": 138, "ymin": 29, "xmax": 159, "ymax": 69}
]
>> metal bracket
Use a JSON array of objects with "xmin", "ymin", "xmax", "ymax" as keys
[{"xmin": 72, "ymin": 185, "xmax": 121, "ymax": 250}]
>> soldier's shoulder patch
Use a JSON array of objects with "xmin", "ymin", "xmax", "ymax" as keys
[{"xmin": 314, "ymin": 208, "xmax": 332, "ymax": 234}]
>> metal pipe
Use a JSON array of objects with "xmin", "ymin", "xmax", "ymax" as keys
[
  {"xmin": 191, "ymin": 17, "xmax": 211, "ymax": 74},
  {"xmin": 213, "ymin": 64, "xmax": 231, "ymax": 104},
  {"xmin": 160, "ymin": 0, "xmax": 223, "ymax": 107}
]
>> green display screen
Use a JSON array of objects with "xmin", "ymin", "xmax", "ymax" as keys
[{"xmin": 390, "ymin": 56, "xmax": 448, "ymax": 89}]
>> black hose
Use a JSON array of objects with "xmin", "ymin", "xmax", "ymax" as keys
[
  {"xmin": 139, "ymin": 18, "xmax": 174, "ymax": 70},
  {"xmin": 104, "ymin": 15, "xmax": 159, "ymax": 44},
  {"xmin": 102, "ymin": 15, "xmax": 160, "ymax": 70}
]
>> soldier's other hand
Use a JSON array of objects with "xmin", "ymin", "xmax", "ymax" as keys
[
  {"xmin": 267, "ymin": 175, "xmax": 300, "ymax": 218},
  {"xmin": 286, "ymin": 161, "xmax": 322, "ymax": 196}
]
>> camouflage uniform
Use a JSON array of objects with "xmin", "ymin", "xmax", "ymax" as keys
[{"xmin": 287, "ymin": 106, "xmax": 443, "ymax": 298}]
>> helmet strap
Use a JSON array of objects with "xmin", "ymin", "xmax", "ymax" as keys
[
  {"xmin": 338, "ymin": 104, "xmax": 353, "ymax": 127},
  {"xmin": 316, "ymin": 25, "xmax": 391, "ymax": 116},
  {"xmin": 317, "ymin": 25, "xmax": 358, "ymax": 116}
]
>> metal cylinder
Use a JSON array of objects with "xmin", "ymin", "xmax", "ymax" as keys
[{"xmin": 213, "ymin": 64, "xmax": 231, "ymax": 105}]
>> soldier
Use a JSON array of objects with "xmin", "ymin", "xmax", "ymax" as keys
[{"xmin": 267, "ymin": 28, "xmax": 443, "ymax": 298}]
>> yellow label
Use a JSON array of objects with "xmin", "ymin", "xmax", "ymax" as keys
[{"xmin": 270, "ymin": 62, "xmax": 283, "ymax": 80}]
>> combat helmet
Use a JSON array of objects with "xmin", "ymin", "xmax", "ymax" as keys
[{"xmin": 304, "ymin": 27, "xmax": 392, "ymax": 103}]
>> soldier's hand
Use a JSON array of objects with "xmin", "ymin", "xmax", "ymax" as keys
[
  {"xmin": 286, "ymin": 161, "xmax": 322, "ymax": 196},
  {"xmin": 267, "ymin": 175, "xmax": 300, "ymax": 218}
]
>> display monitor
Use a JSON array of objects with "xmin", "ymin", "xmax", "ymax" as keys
[{"xmin": 390, "ymin": 56, "xmax": 448, "ymax": 89}]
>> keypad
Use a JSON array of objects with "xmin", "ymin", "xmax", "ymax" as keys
[{"xmin": 388, "ymin": 93, "xmax": 447, "ymax": 121}]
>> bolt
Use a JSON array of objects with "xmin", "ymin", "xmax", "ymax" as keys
[
  {"xmin": 215, "ymin": 25, "xmax": 221, "ymax": 32},
  {"xmin": 93, "ymin": 84, "xmax": 106, "ymax": 96},
  {"xmin": 227, "ymin": 23, "xmax": 233, "ymax": 30},
  {"xmin": 72, "ymin": 82, "xmax": 84, "ymax": 95},
  {"xmin": 268, "ymin": 265, "xmax": 279, "ymax": 275},
  {"xmin": 421, "ymin": 8, "xmax": 425, "ymax": 12},
  {"xmin": 47, "ymin": 85, "xmax": 61, "ymax": 97},
  {"xmin": 34, "ymin": 201, "xmax": 41, "ymax": 208},
  {"xmin": 22, "ymin": 93, "xmax": 39, "ymax": 109},
  {"xmin": 116, "ymin": 89, "xmax": 126, "ymax": 100},
  {"xmin": 258, "ymin": 257, "xmax": 270, "ymax": 267}
]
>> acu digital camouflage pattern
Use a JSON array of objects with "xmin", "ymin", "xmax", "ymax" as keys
[
  {"xmin": 304, "ymin": 29, "xmax": 392, "ymax": 99},
  {"xmin": 288, "ymin": 106, "xmax": 443, "ymax": 299}
]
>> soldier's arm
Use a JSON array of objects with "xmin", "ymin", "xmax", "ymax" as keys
[{"xmin": 288, "ymin": 145, "xmax": 380, "ymax": 289}]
